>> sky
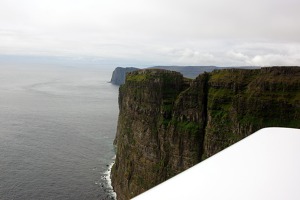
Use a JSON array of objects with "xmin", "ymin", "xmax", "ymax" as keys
[{"xmin": 0, "ymin": 0, "xmax": 300, "ymax": 67}]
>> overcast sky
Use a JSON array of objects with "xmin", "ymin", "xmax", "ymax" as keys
[{"xmin": 0, "ymin": 0, "xmax": 300, "ymax": 67}]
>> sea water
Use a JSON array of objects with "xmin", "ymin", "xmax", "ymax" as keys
[{"xmin": 0, "ymin": 65, "xmax": 118, "ymax": 200}]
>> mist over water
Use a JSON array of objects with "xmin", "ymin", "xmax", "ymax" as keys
[{"xmin": 0, "ymin": 65, "xmax": 119, "ymax": 200}]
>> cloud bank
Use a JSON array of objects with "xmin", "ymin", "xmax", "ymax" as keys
[{"xmin": 0, "ymin": 0, "xmax": 299, "ymax": 66}]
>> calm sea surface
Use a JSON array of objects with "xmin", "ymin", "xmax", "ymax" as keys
[{"xmin": 0, "ymin": 65, "xmax": 119, "ymax": 200}]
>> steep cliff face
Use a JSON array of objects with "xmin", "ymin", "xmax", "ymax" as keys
[
  {"xmin": 112, "ymin": 67, "xmax": 300, "ymax": 199},
  {"xmin": 112, "ymin": 69, "xmax": 190, "ymax": 200},
  {"xmin": 203, "ymin": 67, "xmax": 300, "ymax": 158}
]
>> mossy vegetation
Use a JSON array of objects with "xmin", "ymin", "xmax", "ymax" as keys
[
  {"xmin": 203, "ymin": 67, "xmax": 300, "ymax": 158},
  {"xmin": 177, "ymin": 121, "xmax": 200, "ymax": 137},
  {"xmin": 126, "ymin": 73, "xmax": 148, "ymax": 82}
]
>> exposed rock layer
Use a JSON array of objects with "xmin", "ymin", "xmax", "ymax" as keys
[{"xmin": 111, "ymin": 67, "xmax": 300, "ymax": 200}]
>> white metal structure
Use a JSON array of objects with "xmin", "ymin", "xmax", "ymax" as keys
[{"xmin": 133, "ymin": 128, "xmax": 300, "ymax": 200}]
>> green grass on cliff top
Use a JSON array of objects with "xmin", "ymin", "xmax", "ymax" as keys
[{"xmin": 126, "ymin": 74, "xmax": 148, "ymax": 82}]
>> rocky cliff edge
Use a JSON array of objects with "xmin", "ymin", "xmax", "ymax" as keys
[{"xmin": 111, "ymin": 67, "xmax": 300, "ymax": 200}]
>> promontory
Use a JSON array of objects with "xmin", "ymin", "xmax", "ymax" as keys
[{"xmin": 111, "ymin": 67, "xmax": 300, "ymax": 200}]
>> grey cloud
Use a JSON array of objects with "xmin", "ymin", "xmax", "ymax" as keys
[{"xmin": 0, "ymin": 0, "xmax": 299, "ymax": 66}]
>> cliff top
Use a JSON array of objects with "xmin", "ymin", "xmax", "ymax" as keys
[
  {"xmin": 128, "ymin": 68, "xmax": 182, "ymax": 75},
  {"xmin": 126, "ymin": 69, "xmax": 183, "ymax": 83}
]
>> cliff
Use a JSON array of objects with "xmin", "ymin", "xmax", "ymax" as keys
[
  {"xmin": 111, "ymin": 67, "xmax": 300, "ymax": 199},
  {"xmin": 110, "ymin": 66, "xmax": 218, "ymax": 85},
  {"xmin": 110, "ymin": 67, "xmax": 139, "ymax": 85},
  {"xmin": 149, "ymin": 66, "xmax": 217, "ymax": 79}
]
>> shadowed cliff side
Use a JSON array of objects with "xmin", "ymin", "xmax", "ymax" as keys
[
  {"xmin": 112, "ymin": 69, "xmax": 190, "ymax": 200},
  {"xmin": 112, "ymin": 67, "xmax": 300, "ymax": 200},
  {"xmin": 203, "ymin": 67, "xmax": 300, "ymax": 158}
]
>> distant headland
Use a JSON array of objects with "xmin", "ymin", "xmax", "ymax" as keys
[{"xmin": 110, "ymin": 66, "xmax": 261, "ymax": 85}]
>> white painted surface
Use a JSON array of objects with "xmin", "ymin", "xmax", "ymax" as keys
[{"xmin": 133, "ymin": 128, "xmax": 300, "ymax": 200}]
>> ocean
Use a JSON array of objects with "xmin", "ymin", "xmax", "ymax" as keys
[{"xmin": 0, "ymin": 65, "xmax": 119, "ymax": 200}]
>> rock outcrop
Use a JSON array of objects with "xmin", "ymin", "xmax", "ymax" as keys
[
  {"xmin": 110, "ymin": 67, "xmax": 139, "ymax": 85},
  {"xmin": 111, "ymin": 67, "xmax": 300, "ymax": 200}
]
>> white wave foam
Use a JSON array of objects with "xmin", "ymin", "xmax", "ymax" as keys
[{"xmin": 103, "ymin": 156, "xmax": 117, "ymax": 199}]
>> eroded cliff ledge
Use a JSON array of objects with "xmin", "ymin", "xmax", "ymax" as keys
[{"xmin": 111, "ymin": 67, "xmax": 300, "ymax": 200}]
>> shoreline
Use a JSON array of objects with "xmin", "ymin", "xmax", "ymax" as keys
[{"xmin": 103, "ymin": 156, "xmax": 117, "ymax": 199}]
